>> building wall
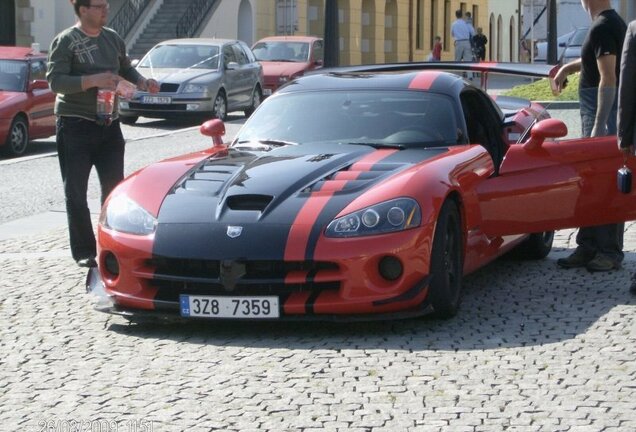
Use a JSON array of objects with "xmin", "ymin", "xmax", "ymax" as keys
[{"xmin": 488, "ymin": 0, "xmax": 517, "ymax": 62}]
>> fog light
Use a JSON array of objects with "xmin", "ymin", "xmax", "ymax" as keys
[
  {"xmin": 186, "ymin": 104, "xmax": 200, "ymax": 111},
  {"xmin": 104, "ymin": 252, "xmax": 120, "ymax": 277},
  {"xmin": 378, "ymin": 256, "xmax": 403, "ymax": 281}
]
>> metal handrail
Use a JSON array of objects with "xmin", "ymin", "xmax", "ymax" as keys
[
  {"xmin": 108, "ymin": 0, "xmax": 152, "ymax": 39},
  {"xmin": 176, "ymin": 0, "xmax": 218, "ymax": 38}
]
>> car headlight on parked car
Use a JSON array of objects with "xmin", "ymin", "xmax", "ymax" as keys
[
  {"xmin": 101, "ymin": 195, "xmax": 157, "ymax": 235},
  {"xmin": 325, "ymin": 198, "xmax": 421, "ymax": 237},
  {"xmin": 182, "ymin": 84, "xmax": 209, "ymax": 94}
]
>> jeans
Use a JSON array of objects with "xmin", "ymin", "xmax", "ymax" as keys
[
  {"xmin": 576, "ymin": 87, "xmax": 624, "ymax": 263},
  {"xmin": 56, "ymin": 117, "xmax": 125, "ymax": 261}
]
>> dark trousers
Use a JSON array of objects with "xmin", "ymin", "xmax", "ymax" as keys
[
  {"xmin": 56, "ymin": 117, "xmax": 125, "ymax": 261},
  {"xmin": 576, "ymin": 88, "xmax": 623, "ymax": 263}
]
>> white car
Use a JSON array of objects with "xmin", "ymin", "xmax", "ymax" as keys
[{"xmin": 534, "ymin": 27, "xmax": 588, "ymax": 65}]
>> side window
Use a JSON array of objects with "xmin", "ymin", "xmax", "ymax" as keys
[
  {"xmin": 312, "ymin": 41, "xmax": 324, "ymax": 64},
  {"xmin": 223, "ymin": 45, "xmax": 237, "ymax": 68},
  {"xmin": 460, "ymin": 89, "xmax": 504, "ymax": 169},
  {"xmin": 232, "ymin": 44, "xmax": 248, "ymax": 65},
  {"xmin": 30, "ymin": 60, "xmax": 47, "ymax": 80},
  {"xmin": 239, "ymin": 41, "xmax": 256, "ymax": 63}
]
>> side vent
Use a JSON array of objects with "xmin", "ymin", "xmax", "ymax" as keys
[{"xmin": 226, "ymin": 194, "xmax": 273, "ymax": 211}]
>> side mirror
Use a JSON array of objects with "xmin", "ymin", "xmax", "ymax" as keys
[
  {"xmin": 226, "ymin": 61, "xmax": 239, "ymax": 70},
  {"xmin": 199, "ymin": 119, "xmax": 226, "ymax": 147},
  {"xmin": 524, "ymin": 118, "xmax": 568, "ymax": 151},
  {"xmin": 28, "ymin": 79, "xmax": 49, "ymax": 91}
]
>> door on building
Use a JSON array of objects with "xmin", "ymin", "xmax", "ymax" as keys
[{"xmin": 0, "ymin": 0, "xmax": 16, "ymax": 46}]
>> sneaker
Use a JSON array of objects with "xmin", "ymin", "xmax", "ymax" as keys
[
  {"xmin": 585, "ymin": 254, "xmax": 621, "ymax": 272},
  {"xmin": 557, "ymin": 249, "xmax": 595, "ymax": 269}
]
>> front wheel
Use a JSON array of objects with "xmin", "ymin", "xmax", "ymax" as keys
[
  {"xmin": 212, "ymin": 91, "xmax": 227, "ymax": 121},
  {"xmin": 120, "ymin": 115, "xmax": 138, "ymax": 125},
  {"xmin": 428, "ymin": 200, "xmax": 463, "ymax": 319},
  {"xmin": 3, "ymin": 117, "xmax": 29, "ymax": 157}
]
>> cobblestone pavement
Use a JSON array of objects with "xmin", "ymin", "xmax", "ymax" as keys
[{"xmin": 1, "ymin": 221, "xmax": 635, "ymax": 431}]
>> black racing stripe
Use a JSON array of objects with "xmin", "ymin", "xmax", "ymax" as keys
[{"xmin": 303, "ymin": 148, "xmax": 447, "ymax": 261}]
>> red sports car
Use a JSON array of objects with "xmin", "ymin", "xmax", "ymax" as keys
[
  {"xmin": 252, "ymin": 36, "xmax": 323, "ymax": 96},
  {"xmin": 88, "ymin": 63, "xmax": 636, "ymax": 321},
  {"xmin": 0, "ymin": 46, "xmax": 55, "ymax": 157}
]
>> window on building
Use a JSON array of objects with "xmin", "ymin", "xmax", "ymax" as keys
[
  {"xmin": 277, "ymin": 0, "xmax": 298, "ymax": 35},
  {"xmin": 444, "ymin": 0, "xmax": 450, "ymax": 52},
  {"xmin": 416, "ymin": 0, "xmax": 424, "ymax": 50}
]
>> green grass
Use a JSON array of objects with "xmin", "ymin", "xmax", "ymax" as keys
[{"xmin": 502, "ymin": 73, "xmax": 579, "ymax": 101}]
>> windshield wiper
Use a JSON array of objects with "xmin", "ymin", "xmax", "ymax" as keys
[
  {"xmin": 347, "ymin": 141, "xmax": 406, "ymax": 149},
  {"xmin": 236, "ymin": 139, "xmax": 298, "ymax": 147}
]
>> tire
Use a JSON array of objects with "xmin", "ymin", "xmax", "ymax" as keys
[
  {"xmin": 3, "ymin": 116, "xmax": 29, "ymax": 157},
  {"xmin": 428, "ymin": 200, "xmax": 463, "ymax": 319},
  {"xmin": 244, "ymin": 86, "xmax": 262, "ymax": 117},
  {"xmin": 212, "ymin": 91, "xmax": 227, "ymax": 121},
  {"xmin": 510, "ymin": 231, "xmax": 554, "ymax": 260},
  {"xmin": 120, "ymin": 115, "xmax": 138, "ymax": 125}
]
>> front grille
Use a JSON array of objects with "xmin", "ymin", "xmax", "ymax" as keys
[
  {"xmin": 160, "ymin": 83, "xmax": 180, "ymax": 92},
  {"xmin": 137, "ymin": 258, "xmax": 342, "ymax": 302}
]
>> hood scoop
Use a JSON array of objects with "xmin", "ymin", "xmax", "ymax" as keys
[{"xmin": 226, "ymin": 194, "xmax": 273, "ymax": 211}]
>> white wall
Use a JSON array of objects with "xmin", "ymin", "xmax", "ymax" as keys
[
  {"xmin": 489, "ymin": 0, "xmax": 518, "ymax": 61},
  {"xmin": 200, "ymin": 1, "xmax": 243, "ymax": 39}
]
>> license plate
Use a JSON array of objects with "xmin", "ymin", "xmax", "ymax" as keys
[
  {"xmin": 263, "ymin": 88, "xmax": 272, "ymax": 96},
  {"xmin": 142, "ymin": 95, "xmax": 171, "ymax": 104},
  {"xmin": 180, "ymin": 295, "xmax": 279, "ymax": 319}
]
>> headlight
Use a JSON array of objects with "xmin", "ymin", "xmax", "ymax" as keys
[
  {"xmin": 101, "ymin": 195, "xmax": 157, "ymax": 235},
  {"xmin": 325, "ymin": 198, "xmax": 421, "ymax": 237},
  {"xmin": 183, "ymin": 84, "xmax": 208, "ymax": 94}
]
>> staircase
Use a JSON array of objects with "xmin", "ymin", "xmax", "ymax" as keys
[{"xmin": 128, "ymin": 0, "xmax": 193, "ymax": 59}]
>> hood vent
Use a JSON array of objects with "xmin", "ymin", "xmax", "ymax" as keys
[
  {"xmin": 226, "ymin": 194, "xmax": 273, "ymax": 212},
  {"xmin": 175, "ymin": 163, "xmax": 241, "ymax": 196}
]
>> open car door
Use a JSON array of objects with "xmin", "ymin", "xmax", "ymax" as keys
[{"xmin": 476, "ymin": 118, "xmax": 636, "ymax": 237}]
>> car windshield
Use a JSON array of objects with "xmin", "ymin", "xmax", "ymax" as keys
[
  {"xmin": 252, "ymin": 42, "xmax": 310, "ymax": 62},
  {"xmin": 139, "ymin": 44, "xmax": 220, "ymax": 70},
  {"xmin": 569, "ymin": 28, "xmax": 588, "ymax": 46},
  {"xmin": 234, "ymin": 90, "xmax": 460, "ymax": 149},
  {"xmin": 0, "ymin": 60, "xmax": 27, "ymax": 92}
]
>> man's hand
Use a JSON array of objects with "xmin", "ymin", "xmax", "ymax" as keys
[
  {"xmin": 83, "ymin": 72, "xmax": 120, "ymax": 90},
  {"xmin": 591, "ymin": 124, "xmax": 608, "ymax": 137},
  {"xmin": 138, "ymin": 78, "xmax": 160, "ymax": 94}
]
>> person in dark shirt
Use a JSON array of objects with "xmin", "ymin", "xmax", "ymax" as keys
[
  {"xmin": 552, "ymin": 0, "xmax": 627, "ymax": 272},
  {"xmin": 617, "ymin": 20, "xmax": 636, "ymax": 294},
  {"xmin": 472, "ymin": 27, "xmax": 488, "ymax": 61}
]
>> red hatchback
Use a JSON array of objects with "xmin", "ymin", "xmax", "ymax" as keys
[
  {"xmin": 252, "ymin": 36, "xmax": 323, "ymax": 96},
  {"xmin": 0, "ymin": 46, "xmax": 55, "ymax": 157}
]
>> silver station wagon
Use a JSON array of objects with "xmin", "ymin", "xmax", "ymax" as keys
[{"xmin": 119, "ymin": 38, "xmax": 263, "ymax": 124}]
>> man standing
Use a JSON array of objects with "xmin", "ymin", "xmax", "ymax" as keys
[
  {"xmin": 451, "ymin": 9, "xmax": 474, "ymax": 61},
  {"xmin": 552, "ymin": 0, "xmax": 627, "ymax": 272},
  {"xmin": 47, "ymin": 0, "xmax": 159, "ymax": 268},
  {"xmin": 617, "ymin": 19, "xmax": 636, "ymax": 294}
]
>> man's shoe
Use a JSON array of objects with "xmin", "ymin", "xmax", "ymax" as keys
[
  {"xmin": 585, "ymin": 254, "xmax": 621, "ymax": 272},
  {"xmin": 76, "ymin": 257, "xmax": 97, "ymax": 268},
  {"xmin": 557, "ymin": 249, "xmax": 595, "ymax": 269}
]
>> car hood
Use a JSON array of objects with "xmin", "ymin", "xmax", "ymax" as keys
[
  {"xmin": 137, "ymin": 67, "xmax": 220, "ymax": 83},
  {"xmin": 151, "ymin": 142, "xmax": 446, "ymax": 260},
  {"xmin": 261, "ymin": 62, "xmax": 309, "ymax": 77},
  {"xmin": 0, "ymin": 91, "xmax": 21, "ymax": 108}
]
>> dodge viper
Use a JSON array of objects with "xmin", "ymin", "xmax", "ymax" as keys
[{"xmin": 88, "ymin": 62, "xmax": 636, "ymax": 321}]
